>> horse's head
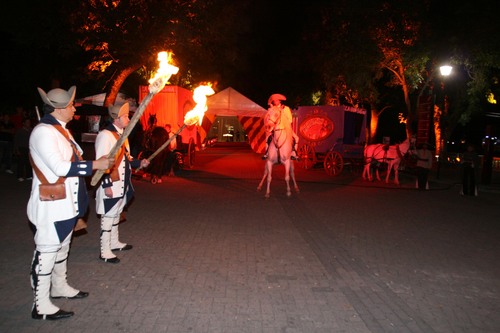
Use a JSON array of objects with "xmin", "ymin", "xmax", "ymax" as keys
[
  {"xmin": 265, "ymin": 106, "xmax": 282, "ymax": 133},
  {"xmin": 264, "ymin": 120, "xmax": 275, "ymax": 134},
  {"xmin": 399, "ymin": 138, "xmax": 412, "ymax": 154}
]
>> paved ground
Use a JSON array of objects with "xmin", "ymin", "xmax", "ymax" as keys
[{"xmin": 1, "ymin": 143, "xmax": 499, "ymax": 333}]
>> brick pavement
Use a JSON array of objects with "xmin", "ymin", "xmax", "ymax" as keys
[{"xmin": 1, "ymin": 143, "xmax": 499, "ymax": 333}]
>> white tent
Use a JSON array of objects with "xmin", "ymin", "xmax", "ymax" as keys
[
  {"xmin": 206, "ymin": 87, "xmax": 266, "ymax": 117},
  {"xmin": 203, "ymin": 87, "xmax": 268, "ymax": 153}
]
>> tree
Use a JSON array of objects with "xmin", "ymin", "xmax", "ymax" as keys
[
  {"xmin": 306, "ymin": 0, "xmax": 500, "ymax": 150},
  {"xmin": 370, "ymin": 1, "xmax": 431, "ymax": 139},
  {"xmin": 303, "ymin": 0, "xmax": 430, "ymax": 142},
  {"xmin": 65, "ymin": 0, "xmax": 203, "ymax": 106},
  {"xmin": 411, "ymin": 0, "xmax": 500, "ymax": 157},
  {"xmin": 66, "ymin": 0, "xmax": 254, "ymax": 106}
]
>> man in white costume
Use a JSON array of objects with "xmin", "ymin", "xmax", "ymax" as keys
[
  {"xmin": 28, "ymin": 86, "xmax": 113, "ymax": 320},
  {"xmin": 262, "ymin": 93, "xmax": 299, "ymax": 160},
  {"xmin": 95, "ymin": 103, "xmax": 149, "ymax": 263}
]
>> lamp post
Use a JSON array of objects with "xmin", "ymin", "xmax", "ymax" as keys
[{"xmin": 435, "ymin": 65, "xmax": 452, "ymax": 179}]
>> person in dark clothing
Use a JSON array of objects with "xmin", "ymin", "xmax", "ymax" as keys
[
  {"xmin": 0, "ymin": 112, "xmax": 15, "ymax": 174},
  {"xmin": 460, "ymin": 143, "xmax": 480, "ymax": 196},
  {"xmin": 14, "ymin": 117, "xmax": 33, "ymax": 181}
]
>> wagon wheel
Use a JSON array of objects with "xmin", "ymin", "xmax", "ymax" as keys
[
  {"xmin": 298, "ymin": 143, "xmax": 316, "ymax": 169},
  {"xmin": 324, "ymin": 151, "xmax": 344, "ymax": 176},
  {"xmin": 185, "ymin": 138, "xmax": 196, "ymax": 169}
]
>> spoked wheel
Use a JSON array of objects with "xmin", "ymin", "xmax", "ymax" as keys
[
  {"xmin": 324, "ymin": 151, "xmax": 344, "ymax": 176},
  {"xmin": 185, "ymin": 138, "xmax": 196, "ymax": 169},
  {"xmin": 298, "ymin": 143, "xmax": 316, "ymax": 169}
]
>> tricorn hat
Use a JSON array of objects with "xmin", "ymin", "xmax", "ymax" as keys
[
  {"xmin": 108, "ymin": 102, "xmax": 130, "ymax": 119},
  {"xmin": 37, "ymin": 86, "xmax": 76, "ymax": 109},
  {"xmin": 268, "ymin": 93, "xmax": 286, "ymax": 106}
]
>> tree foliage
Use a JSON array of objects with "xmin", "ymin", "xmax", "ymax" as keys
[
  {"xmin": 305, "ymin": 0, "xmax": 500, "ymax": 144},
  {"xmin": 65, "ymin": 0, "xmax": 203, "ymax": 104}
]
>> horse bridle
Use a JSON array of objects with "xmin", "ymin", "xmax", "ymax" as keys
[{"xmin": 270, "ymin": 108, "xmax": 288, "ymax": 150}]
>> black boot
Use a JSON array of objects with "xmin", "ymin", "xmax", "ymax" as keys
[
  {"xmin": 32, "ymin": 306, "xmax": 74, "ymax": 320},
  {"xmin": 291, "ymin": 147, "xmax": 299, "ymax": 160}
]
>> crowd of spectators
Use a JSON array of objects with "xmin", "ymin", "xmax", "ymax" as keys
[{"xmin": 1, "ymin": 105, "xmax": 37, "ymax": 181}]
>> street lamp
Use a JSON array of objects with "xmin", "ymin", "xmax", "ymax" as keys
[
  {"xmin": 439, "ymin": 65, "xmax": 452, "ymax": 76},
  {"xmin": 435, "ymin": 64, "xmax": 452, "ymax": 179}
]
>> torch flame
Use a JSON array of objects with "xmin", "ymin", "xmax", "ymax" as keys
[
  {"xmin": 184, "ymin": 84, "xmax": 215, "ymax": 126},
  {"xmin": 148, "ymin": 51, "xmax": 179, "ymax": 94}
]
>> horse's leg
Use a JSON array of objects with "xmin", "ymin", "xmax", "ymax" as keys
[
  {"xmin": 284, "ymin": 160, "xmax": 292, "ymax": 197},
  {"xmin": 393, "ymin": 161, "xmax": 400, "ymax": 185},
  {"xmin": 265, "ymin": 161, "xmax": 273, "ymax": 198},
  {"xmin": 362, "ymin": 162, "xmax": 371, "ymax": 181},
  {"xmin": 385, "ymin": 161, "xmax": 398, "ymax": 183},
  {"xmin": 384, "ymin": 162, "xmax": 391, "ymax": 183},
  {"xmin": 376, "ymin": 164, "xmax": 382, "ymax": 181},
  {"xmin": 257, "ymin": 163, "xmax": 268, "ymax": 191},
  {"xmin": 290, "ymin": 161, "xmax": 299, "ymax": 193}
]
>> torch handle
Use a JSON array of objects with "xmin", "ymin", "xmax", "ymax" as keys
[
  {"xmin": 137, "ymin": 124, "xmax": 187, "ymax": 170},
  {"xmin": 90, "ymin": 92, "xmax": 156, "ymax": 186}
]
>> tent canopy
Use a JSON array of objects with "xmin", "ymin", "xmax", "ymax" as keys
[
  {"xmin": 206, "ymin": 87, "xmax": 266, "ymax": 117},
  {"xmin": 202, "ymin": 87, "xmax": 267, "ymax": 153}
]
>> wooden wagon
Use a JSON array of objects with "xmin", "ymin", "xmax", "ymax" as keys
[{"xmin": 295, "ymin": 105, "xmax": 367, "ymax": 176}]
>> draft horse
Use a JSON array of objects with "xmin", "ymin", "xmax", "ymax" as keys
[
  {"xmin": 362, "ymin": 138, "xmax": 411, "ymax": 184},
  {"xmin": 257, "ymin": 107, "xmax": 299, "ymax": 198}
]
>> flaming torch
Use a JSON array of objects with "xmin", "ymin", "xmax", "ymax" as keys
[
  {"xmin": 139, "ymin": 84, "xmax": 215, "ymax": 167},
  {"xmin": 91, "ymin": 51, "xmax": 179, "ymax": 186}
]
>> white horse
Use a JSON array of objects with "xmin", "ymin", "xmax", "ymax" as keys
[
  {"xmin": 257, "ymin": 107, "xmax": 299, "ymax": 198},
  {"xmin": 362, "ymin": 138, "xmax": 411, "ymax": 184}
]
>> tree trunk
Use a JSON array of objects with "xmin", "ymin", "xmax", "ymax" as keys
[
  {"xmin": 103, "ymin": 66, "xmax": 141, "ymax": 107},
  {"xmin": 368, "ymin": 105, "xmax": 391, "ymax": 144},
  {"xmin": 369, "ymin": 109, "xmax": 379, "ymax": 144},
  {"xmin": 401, "ymin": 75, "xmax": 413, "ymax": 139}
]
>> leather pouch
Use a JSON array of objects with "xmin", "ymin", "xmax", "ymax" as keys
[{"xmin": 39, "ymin": 183, "xmax": 66, "ymax": 201}]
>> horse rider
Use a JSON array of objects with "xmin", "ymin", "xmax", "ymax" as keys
[{"xmin": 262, "ymin": 93, "xmax": 299, "ymax": 160}]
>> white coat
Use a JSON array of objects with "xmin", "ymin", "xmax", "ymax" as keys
[
  {"xmin": 95, "ymin": 124, "xmax": 138, "ymax": 216},
  {"xmin": 27, "ymin": 116, "xmax": 93, "ymax": 249}
]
